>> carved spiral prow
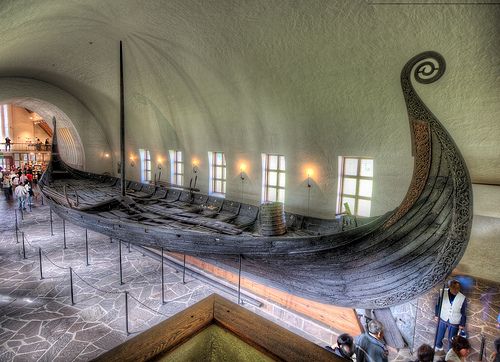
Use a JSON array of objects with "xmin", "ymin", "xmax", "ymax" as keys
[{"xmin": 401, "ymin": 51, "xmax": 446, "ymax": 123}]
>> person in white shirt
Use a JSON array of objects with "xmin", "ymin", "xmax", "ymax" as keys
[
  {"xmin": 14, "ymin": 183, "xmax": 27, "ymax": 210},
  {"xmin": 434, "ymin": 280, "xmax": 467, "ymax": 351},
  {"xmin": 11, "ymin": 175, "xmax": 19, "ymax": 188}
]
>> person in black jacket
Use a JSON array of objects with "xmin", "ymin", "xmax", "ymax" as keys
[
  {"xmin": 355, "ymin": 319, "xmax": 389, "ymax": 362},
  {"xmin": 325, "ymin": 333, "xmax": 355, "ymax": 361}
]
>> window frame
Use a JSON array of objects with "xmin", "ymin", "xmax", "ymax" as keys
[
  {"xmin": 208, "ymin": 151, "xmax": 226, "ymax": 196},
  {"xmin": 169, "ymin": 150, "xmax": 184, "ymax": 186},
  {"xmin": 262, "ymin": 153, "xmax": 286, "ymax": 203},
  {"xmin": 139, "ymin": 149, "xmax": 151, "ymax": 183},
  {"xmin": 337, "ymin": 156, "xmax": 374, "ymax": 217}
]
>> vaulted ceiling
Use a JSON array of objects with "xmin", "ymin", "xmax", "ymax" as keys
[{"xmin": 0, "ymin": 0, "xmax": 499, "ymax": 216}]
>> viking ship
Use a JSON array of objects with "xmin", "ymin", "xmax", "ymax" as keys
[{"xmin": 40, "ymin": 51, "xmax": 472, "ymax": 308}]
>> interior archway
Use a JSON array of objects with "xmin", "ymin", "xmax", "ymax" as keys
[
  {"xmin": 2, "ymin": 98, "xmax": 85, "ymax": 169},
  {"xmin": 0, "ymin": 77, "xmax": 112, "ymax": 174}
]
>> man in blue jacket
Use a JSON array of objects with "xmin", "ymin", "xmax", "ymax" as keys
[{"xmin": 355, "ymin": 319, "xmax": 389, "ymax": 362}]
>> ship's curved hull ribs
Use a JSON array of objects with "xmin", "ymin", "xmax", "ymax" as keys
[{"xmin": 40, "ymin": 51, "xmax": 472, "ymax": 308}]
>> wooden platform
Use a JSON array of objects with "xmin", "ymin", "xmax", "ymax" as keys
[{"xmin": 93, "ymin": 294, "xmax": 341, "ymax": 361}]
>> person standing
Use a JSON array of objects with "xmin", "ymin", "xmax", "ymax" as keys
[
  {"xmin": 5, "ymin": 136, "xmax": 11, "ymax": 150},
  {"xmin": 355, "ymin": 319, "xmax": 389, "ymax": 362},
  {"xmin": 14, "ymin": 182, "xmax": 27, "ymax": 210},
  {"xmin": 2, "ymin": 172, "xmax": 12, "ymax": 200},
  {"xmin": 434, "ymin": 280, "xmax": 467, "ymax": 351},
  {"xmin": 45, "ymin": 138, "xmax": 50, "ymax": 151},
  {"xmin": 24, "ymin": 181, "xmax": 33, "ymax": 209}
]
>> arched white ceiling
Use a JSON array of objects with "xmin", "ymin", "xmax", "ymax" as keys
[
  {"xmin": 0, "ymin": 0, "xmax": 498, "ymax": 216},
  {"xmin": 0, "ymin": 77, "xmax": 111, "ymax": 174}
]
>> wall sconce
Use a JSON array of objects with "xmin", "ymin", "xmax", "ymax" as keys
[
  {"xmin": 239, "ymin": 163, "xmax": 247, "ymax": 181},
  {"xmin": 104, "ymin": 153, "xmax": 110, "ymax": 159},
  {"xmin": 192, "ymin": 158, "xmax": 200, "ymax": 174},
  {"xmin": 129, "ymin": 155, "xmax": 136, "ymax": 167},
  {"xmin": 306, "ymin": 169, "xmax": 313, "ymax": 188}
]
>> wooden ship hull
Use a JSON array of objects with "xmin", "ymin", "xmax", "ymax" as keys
[{"xmin": 40, "ymin": 51, "xmax": 473, "ymax": 308}]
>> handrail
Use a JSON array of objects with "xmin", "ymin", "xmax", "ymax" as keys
[{"xmin": 0, "ymin": 142, "xmax": 52, "ymax": 152}]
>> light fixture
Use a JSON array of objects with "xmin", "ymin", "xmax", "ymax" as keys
[
  {"xmin": 239, "ymin": 163, "xmax": 247, "ymax": 181},
  {"xmin": 129, "ymin": 155, "xmax": 136, "ymax": 167},
  {"xmin": 192, "ymin": 158, "xmax": 200, "ymax": 174},
  {"xmin": 306, "ymin": 168, "xmax": 313, "ymax": 188},
  {"xmin": 104, "ymin": 153, "xmax": 110, "ymax": 159}
]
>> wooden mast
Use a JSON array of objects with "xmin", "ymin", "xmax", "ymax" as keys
[{"xmin": 119, "ymin": 41, "xmax": 125, "ymax": 197}]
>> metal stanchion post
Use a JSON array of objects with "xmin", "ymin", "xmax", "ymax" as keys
[
  {"xmin": 237, "ymin": 254, "xmax": 242, "ymax": 305},
  {"xmin": 119, "ymin": 240, "xmax": 123, "ymax": 285},
  {"xmin": 63, "ymin": 219, "xmax": 67, "ymax": 249},
  {"xmin": 50, "ymin": 208, "xmax": 54, "ymax": 236},
  {"xmin": 128, "ymin": 241, "xmax": 131, "ymax": 253},
  {"xmin": 161, "ymin": 247, "xmax": 165, "ymax": 304},
  {"xmin": 41, "ymin": 195, "xmax": 44, "ymax": 206},
  {"xmin": 110, "ymin": 236, "xmax": 113, "ymax": 243},
  {"xmin": 125, "ymin": 291, "xmax": 129, "ymax": 335},
  {"xmin": 85, "ymin": 229, "xmax": 89, "ymax": 266},
  {"xmin": 69, "ymin": 267, "xmax": 75, "ymax": 305},
  {"xmin": 479, "ymin": 334, "xmax": 485, "ymax": 361},
  {"xmin": 39, "ymin": 247, "xmax": 43, "ymax": 279},
  {"xmin": 22, "ymin": 231, "xmax": 26, "ymax": 259},
  {"xmin": 15, "ymin": 209, "xmax": 19, "ymax": 243},
  {"xmin": 182, "ymin": 253, "xmax": 186, "ymax": 284}
]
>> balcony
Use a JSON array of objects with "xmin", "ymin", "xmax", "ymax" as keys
[{"xmin": 0, "ymin": 142, "xmax": 52, "ymax": 153}]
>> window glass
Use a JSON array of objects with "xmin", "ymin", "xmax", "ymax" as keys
[
  {"xmin": 338, "ymin": 157, "xmax": 374, "ymax": 217},
  {"xmin": 209, "ymin": 151, "xmax": 226, "ymax": 195},
  {"xmin": 343, "ymin": 178, "xmax": 357, "ymax": 195},
  {"xmin": 357, "ymin": 199, "xmax": 372, "ymax": 217},
  {"xmin": 344, "ymin": 158, "xmax": 358, "ymax": 176},
  {"xmin": 360, "ymin": 159, "xmax": 374, "ymax": 177},
  {"xmin": 262, "ymin": 153, "xmax": 285, "ymax": 203},
  {"xmin": 359, "ymin": 179, "xmax": 373, "ymax": 198}
]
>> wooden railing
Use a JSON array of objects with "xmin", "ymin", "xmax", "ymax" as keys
[{"xmin": 0, "ymin": 143, "xmax": 52, "ymax": 152}]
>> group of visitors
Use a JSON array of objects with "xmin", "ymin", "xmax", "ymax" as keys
[
  {"xmin": 326, "ymin": 279, "xmax": 498, "ymax": 362},
  {"xmin": 0, "ymin": 165, "xmax": 42, "ymax": 209},
  {"xmin": 3, "ymin": 136, "xmax": 50, "ymax": 151},
  {"xmin": 34, "ymin": 138, "xmax": 50, "ymax": 151}
]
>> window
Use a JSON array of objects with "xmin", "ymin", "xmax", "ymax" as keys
[
  {"xmin": 337, "ymin": 157, "xmax": 374, "ymax": 217},
  {"xmin": 0, "ymin": 104, "xmax": 10, "ymax": 141},
  {"xmin": 208, "ymin": 151, "xmax": 226, "ymax": 195},
  {"xmin": 262, "ymin": 154, "xmax": 285, "ymax": 203},
  {"xmin": 169, "ymin": 150, "xmax": 183, "ymax": 186},
  {"xmin": 139, "ymin": 149, "xmax": 151, "ymax": 183}
]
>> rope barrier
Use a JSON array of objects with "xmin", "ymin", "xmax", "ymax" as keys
[
  {"xmin": 41, "ymin": 250, "xmax": 70, "ymax": 270},
  {"xmin": 9, "ymin": 214, "xmax": 212, "ymax": 326},
  {"xmin": 72, "ymin": 270, "xmax": 123, "ymax": 295}
]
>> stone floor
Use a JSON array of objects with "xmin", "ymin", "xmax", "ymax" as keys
[{"xmin": 0, "ymin": 197, "xmax": 223, "ymax": 361}]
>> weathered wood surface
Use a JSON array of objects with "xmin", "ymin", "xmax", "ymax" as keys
[
  {"xmin": 213, "ymin": 295, "xmax": 341, "ymax": 362},
  {"xmin": 92, "ymin": 294, "xmax": 342, "ymax": 362},
  {"xmin": 168, "ymin": 252, "xmax": 362, "ymax": 337},
  {"xmin": 93, "ymin": 295, "xmax": 214, "ymax": 362},
  {"xmin": 41, "ymin": 51, "xmax": 473, "ymax": 309},
  {"xmin": 373, "ymin": 308, "xmax": 406, "ymax": 349}
]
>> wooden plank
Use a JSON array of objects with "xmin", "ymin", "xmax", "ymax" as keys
[
  {"xmin": 168, "ymin": 252, "xmax": 362, "ymax": 336},
  {"xmin": 93, "ymin": 295, "xmax": 215, "ymax": 362},
  {"xmin": 212, "ymin": 295, "xmax": 342, "ymax": 361},
  {"xmin": 373, "ymin": 308, "xmax": 406, "ymax": 349}
]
